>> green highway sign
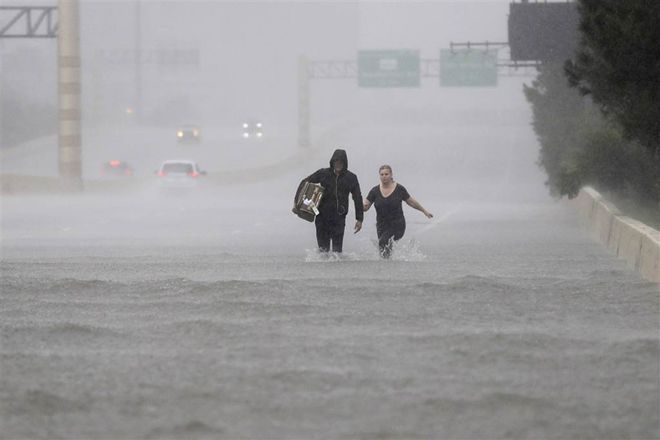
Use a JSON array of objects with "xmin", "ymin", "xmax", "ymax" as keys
[
  {"xmin": 358, "ymin": 50, "xmax": 420, "ymax": 88},
  {"xmin": 440, "ymin": 50, "xmax": 498, "ymax": 87}
]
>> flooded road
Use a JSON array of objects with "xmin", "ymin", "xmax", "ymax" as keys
[{"xmin": 1, "ymin": 125, "xmax": 658, "ymax": 439}]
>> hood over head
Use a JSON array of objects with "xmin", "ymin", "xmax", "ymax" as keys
[{"xmin": 329, "ymin": 149, "xmax": 349, "ymax": 170}]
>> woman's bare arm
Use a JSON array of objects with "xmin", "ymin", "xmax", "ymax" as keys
[{"xmin": 405, "ymin": 197, "xmax": 433, "ymax": 218}]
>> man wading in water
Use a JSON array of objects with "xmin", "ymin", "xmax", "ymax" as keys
[{"xmin": 293, "ymin": 149, "xmax": 363, "ymax": 253}]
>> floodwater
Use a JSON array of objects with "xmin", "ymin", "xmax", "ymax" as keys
[{"xmin": 1, "ymin": 125, "xmax": 659, "ymax": 439}]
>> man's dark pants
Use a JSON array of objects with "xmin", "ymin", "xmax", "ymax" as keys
[{"xmin": 315, "ymin": 215, "xmax": 346, "ymax": 253}]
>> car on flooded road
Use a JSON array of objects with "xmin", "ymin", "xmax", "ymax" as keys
[
  {"xmin": 156, "ymin": 160, "xmax": 207, "ymax": 190},
  {"xmin": 102, "ymin": 160, "xmax": 134, "ymax": 177},
  {"xmin": 177, "ymin": 124, "xmax": 200, "ymax": 144},
  {"xmin": 242, "ymin": 120, "xmax": 262, "ymax": 139}
]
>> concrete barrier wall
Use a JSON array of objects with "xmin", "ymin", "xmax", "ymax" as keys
[
  {"xmin": 1, "ymin": 174, "xmax": 63, "ymax": 195},
  {"xmin": 1, "ymin": 150, "xmax": 317, "ymax": 193},
  {"xmin": 1, "ymin": 123, "xmax": 353, "ymax": 195},
  {"xmin": 568, "ymin": 186, "xmax": 660, "ymax": 283},
  {"xmin": 0, "ymin": 150, "xmax": 316, "ymax": 194},
  {"xmin": 640, "ymin": 231, "xmax": 660, "ymax": 283},
  {"xmin": 0, "ymin": 174, "xmax": 154, "ymax": 195}
]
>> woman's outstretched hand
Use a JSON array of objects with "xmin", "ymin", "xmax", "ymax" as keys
[{"xmin": 424, "ymin": 210, "xmax": 433, "ymax": 219}]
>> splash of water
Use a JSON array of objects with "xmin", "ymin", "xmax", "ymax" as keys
[
  {"xmin": 303, "ymin": 237, "xmax": 426, "ymax": 262},
  {"xmin": 389, "ymin": 238, "xmax": 427, "ymax": 262},
  {"xmin": 304, "ymin": 249, "xmax": 346, "ymax": 263}
]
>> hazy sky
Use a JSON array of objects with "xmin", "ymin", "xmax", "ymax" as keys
[
  {"xmin": 2, "ymin": 0, "xmax": 533, "ymax": 129},
  {"xmin": 1, "ymin": 1, "xmax": 547, "ymax": 208}
]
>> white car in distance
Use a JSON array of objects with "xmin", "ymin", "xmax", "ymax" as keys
[{"xmin": 156, "ymin": 160, "xmax": 207, "ymax": 190}]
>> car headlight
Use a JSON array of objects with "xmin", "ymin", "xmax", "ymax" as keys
[
  {"xmin": 177, "ymin": 131, "xmax": 183, "ymax": 137},
  {"xmin": 257, "ymin": 132, "xmax": 262, "ymax": 137},
  {"xmin": 243, "ymin": 123, "xmax": 248, "ymax": 128},
  {"xmin": 243, "ymin": 133, "xmax": 249, "ymax": 138},
  {"xmin": 256, "ymin": 123, "xmax": 262, "ymax": 128}
]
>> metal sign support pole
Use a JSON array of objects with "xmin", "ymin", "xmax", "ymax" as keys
[
  {"xmin": 298, "ymin": 55, "xmax": 310, "ymax": 149},
  {"xmin": 57, "ymin": 0, "xmax": 82, "ymax": 191},
  {"xmin": 135, "ymin": 0, "xmax": 142, "ymax": 122}
]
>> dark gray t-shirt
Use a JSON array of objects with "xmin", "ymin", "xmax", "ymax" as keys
[{"xmin": 366, "ymin": 184, "xmax": 410, "ymax": 226}]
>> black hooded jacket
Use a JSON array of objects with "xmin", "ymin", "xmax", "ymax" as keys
[{"xmin": 295, "ymin": 149, "xmax": 364, "ymax": 222}]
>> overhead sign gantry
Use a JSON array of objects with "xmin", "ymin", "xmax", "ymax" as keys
[
  {"xmin": 0, "ymin": 6, "xmax": 57, "ymax": 38},
  {"xmin": 357, "ymin": 50, "xmax": 421, "ymax": 88},
  {"xmin": 298, "ymin": 44, "xmax": 537, "ymax": 149}
]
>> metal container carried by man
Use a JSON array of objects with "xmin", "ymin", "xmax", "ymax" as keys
[{"xmin": 295, "ymin": 182, "xmax": 324, "ymax": 222}]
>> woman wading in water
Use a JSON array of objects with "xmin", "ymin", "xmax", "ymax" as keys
[{"xmin": 363, "ymin": 165, "xmax": 433, "ymax": 258}]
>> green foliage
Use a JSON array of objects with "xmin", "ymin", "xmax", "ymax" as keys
[
  {"xmin": 523, "ymin": 61, "xmax": 604, "ymax": 196},
  {"xmin": 524, "ymin": 0, "xmax": 660, "ymax": 223},
  {"xmin": 556, "ymin": 164, "xmax": 582, "ymax": 199},
  {"xmin": 565, "ymin": 0, "xmax": 660, "ymax": 158},
  {"xmin": 524, "ymin": 60, "xmax": 659, "ymax": 216},
  {"xmin": 572, "ymin": 129, "xmax": 660, "ymax": 203}
]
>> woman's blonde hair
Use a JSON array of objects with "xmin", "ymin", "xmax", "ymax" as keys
[{"xmin": 379, "ymin": 165, "xmax": 392, "ymax": 174}]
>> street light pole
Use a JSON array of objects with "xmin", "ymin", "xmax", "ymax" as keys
[
  {"xmin": 58, "ymin": 0, "xmax": 83, "ymax": 191},
  {"xmin": 135, "ymin": 0, "xmax": 142, "ymax": 122},
  {"xmin": 298, "ymin": 55, "xmax": 310, "ymax": 149}
]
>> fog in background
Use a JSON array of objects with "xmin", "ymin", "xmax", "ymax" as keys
[{"xmin": 1, "ymin": 0, "xmax": 549, "ymax": 240}]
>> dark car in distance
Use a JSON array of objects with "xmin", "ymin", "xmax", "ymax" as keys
[
  {"xmin": 242, "ymin": 120, "xmax": 262, "ymax": 139},
  {"xmin": 177, "ymin": 124, "xmax": 200, "ymax": 143},
  {"xmin": 102, "ymin": 160, "xmax": 133, "ymax": 177}
]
